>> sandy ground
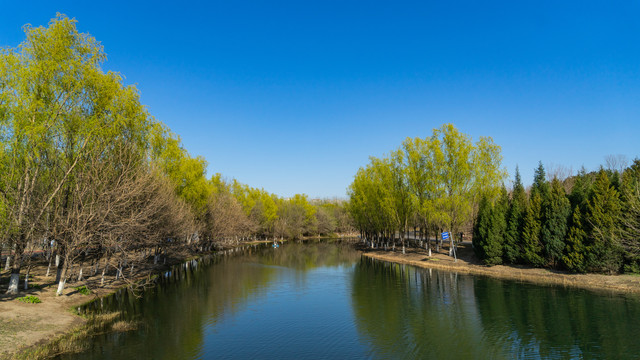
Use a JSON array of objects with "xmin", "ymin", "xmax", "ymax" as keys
[
  {"xmin": 0, "ymin": 267, "xmax": 90, "ymax": 359},
  {"xmin": 0, "ymin": 252, "xmax": 183, "ymax": 359},
  {"xmin": 361, "ymin": 242, "xmax": 640, "ymax": 295},
  {"xmin": 0, "ymin": 241, "xmax": 272, "ymax": 359}
]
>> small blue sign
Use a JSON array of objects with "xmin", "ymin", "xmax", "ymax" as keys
[{"xmin": 442, "ymin": 232, "xmax": 450, "ymax": 240}]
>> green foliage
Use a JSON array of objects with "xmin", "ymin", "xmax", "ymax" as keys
[
  {"xmin": 620, "ymin": 159, "xmax": 640, "ymax": 272},
  {"xmin": 474, "ymin": 189, "xmax": 508, "ymax": 265},
  {"xmin": 504, "ymin": 167, "xmax": 526, "ymax": 264},
  {"xmin": 75, "ymin": 285, "xmax": 91, "ymax": 295},
  {"xmin": 17, "ymin": 295, "xmax": 41, "ymax": 304},
  {"xmin": 349, "ymin": 123, "xmax": 506, "ymax": 244},
  {"xmin": 541, "ymin": 178, "xmax": 571, "ymax": 267},
  {"xmin": 585, "ymin": 169, "xmax": 623, "ymax": 273},
  {"xmin": 521, "ymin": 192, "xmax": 545, "ymax": 267},
  {"xmin": 563, "ymin": 206, "xmax": 587, "ymax": 273},
  {"xmin": 569, "ymin": 167, "xmax": 593, "ymax": 210}
]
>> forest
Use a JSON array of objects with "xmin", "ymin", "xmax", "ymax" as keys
[
  {"xmin": 347, "ymin": 123, "xmax": 640, "ymax": 276},
  {"xmin": 0, "ymin": 15, "xmax": 352, "ymax": 296},
  {"xmin": 473, "ymin": 160, "xmax": 640, "ymax": 274}
]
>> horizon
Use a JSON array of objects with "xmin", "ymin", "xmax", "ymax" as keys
[{"xmin": 2, "ymin": 1, "xmax": 638, "ymax": 198}]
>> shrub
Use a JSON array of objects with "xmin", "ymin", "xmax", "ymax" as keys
[
  {"xmin": 18, "ymin": 295, "xmax": 41, "ymax": 304},
  {"xmin": 75, "ymin": 285, "xmax": 91, "ymax": 295}
]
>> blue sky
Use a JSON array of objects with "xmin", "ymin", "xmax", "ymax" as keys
[{"xmin": 2, "ymin": 1, "xmax": 639, "ymax": 198}]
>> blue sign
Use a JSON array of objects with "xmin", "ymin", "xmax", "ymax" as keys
[{"xmin": 442, "ymin": 231, "xmax": 450, "ymax": 240}]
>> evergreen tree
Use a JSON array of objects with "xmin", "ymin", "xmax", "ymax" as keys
[
  {"xmin": 484, "ymin": 187, "xmax": 508, "ymax": 265},
  {"xmin": 569, "ymin": 167, "xmax": 592, "ymax": 210},
  {"xmin": 531, "ymin": 161, "xmax": 550, "ymax": 200},
  {"xmin": 585, "ymin": 169, "xmax": 623, "ymax": 273},
  {"xmin": 562, "ymin": 206, "xmax": 587, "ymax": 273},
  {"xmin": 473, "ymin": 195, "xmax": 492, "ymax": 261},
  {"xmin": 521, "ymin": 192, "xmax": 545, "ymax": 267},
  {"xmin": 474, "ymin": 188, "xmax": 508, "ymax": 265},
  {"xmin": 541, "ymin": 178, "xmax": 571, "ymax": 267},
  {"xmin": 504, "ymin": 166, "xmax": 526, "ymax": 263},
  {"xmin": 620, "ymin": 159, "xmax": 640, "ymax": 273}
]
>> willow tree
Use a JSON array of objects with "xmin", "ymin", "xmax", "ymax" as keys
[
  {"xmin": 431, "ymin": 124, "xmax": 506, "ymax": 257},
  {"xmin": 348, "ymin": 124, "xmax": 506, "ymax": 257},
  {"xmin": 1, "ymin": 15, "xmax": 144, "ymax": 294}
]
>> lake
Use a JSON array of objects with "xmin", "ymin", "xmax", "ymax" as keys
[{"xmin": 59, "ymin": 240, "xmax": 640, "ymax": 359}]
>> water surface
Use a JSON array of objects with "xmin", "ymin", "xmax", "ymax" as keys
[{"xmin": 61, "ymin": 241, "xmax": 640, "ymax": 359}]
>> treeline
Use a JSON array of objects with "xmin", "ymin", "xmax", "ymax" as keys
[
  {"xmin": 0, "ymin": 15, "xmax": 352, "ymax": 296},
  {"xmin": 348, "ymin": 124, "xmax": 506, "ymax": 254},
  {"xmin": 473, "ymin": 161, "xmax": 640, "ymax": 274}
]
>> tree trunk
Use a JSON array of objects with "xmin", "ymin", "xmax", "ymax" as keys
[
  {"xmin": 6, "ymin": 241, "xmax": 24, "ymax": 295},
  {"xmin": 23, "ymin": 266, "xmax": 30, "ymax": 290},
  {"xmin": 4, "ymin": 254, "xmax": 11, "ymax": 271},
  {"xmin": 56, "ymin": 266, "xmax": 67, "ymax": 296}
]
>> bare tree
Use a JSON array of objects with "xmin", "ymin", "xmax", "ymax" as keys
[{"xmin": 605, "ymin": 154, "xmax": 629, "ymax": 174}]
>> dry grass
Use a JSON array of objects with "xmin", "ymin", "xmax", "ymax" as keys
[{"xmin": 362, "ymin": 243, "xmax": 640, "ymax": 295}]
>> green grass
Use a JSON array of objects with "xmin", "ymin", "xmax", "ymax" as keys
[
  {"xmin": 74, "ymin": 285, "xmax": 91, "ymax": 295},
  {"xmin": 17, "ymin": 295, "xmax": 41, "ymax": 304}
]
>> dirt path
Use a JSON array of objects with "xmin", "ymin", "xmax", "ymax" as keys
[
  {"xmin": 0, "ymin": 256, "xmax": 171, "ymax": 359},
  {"xmin": 361, "ymin": 242, "xmax": 640, "ymax": 295}
]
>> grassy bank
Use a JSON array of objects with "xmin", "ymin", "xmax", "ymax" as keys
[{"xmin": 360, "ymin": 242, "xmax": 640, "ymax": 295}]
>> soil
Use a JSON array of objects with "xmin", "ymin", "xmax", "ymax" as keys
[
  {"xmin": 360, "ymin": 241, "xmax": 640, "ymax": 296},
  {"xmin": 0, "ymin": 241, "xmax": 272, "ymax": 359}
]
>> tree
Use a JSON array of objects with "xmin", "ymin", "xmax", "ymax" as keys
[
  {"xmin": 562, "ymin": 206, "xmax": 587, "ymax": 273},
  {"xmin": 431, "ymin": 124, "xmax": 505, "ymax": 257},
  {"xmin": 585, "ymin": 169, "xmax": 623, "ymax": 273},
  {"xmin": 521, "ymin": 191, "xmax": 545, "ymax": 267},
  {"xmin": 541, "ymin": 178, "xmax": 571, "ymax": 267},
  {"xmin": 504, "ymin": 167, "xmax": 526, "ymax": 264},
  {"xmin": 620, "ymin": 159, "xmax": 640, "ymax": 272},
  {"xmin": 473, "ymin": 188, "xmax": 508, "ymax": 265}
]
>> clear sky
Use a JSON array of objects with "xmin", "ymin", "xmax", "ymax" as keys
[{"xmin": 2, "ymin": 1, "xmax": 639, "ymax": 198}]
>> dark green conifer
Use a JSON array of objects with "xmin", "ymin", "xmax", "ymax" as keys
[
  {"xmin": 562, "ymin": 205, "xmax": 587, "ymax": 273},
  {"xmin": 504, "ymin": 166, "xmax": 526, "ymax": 263},
  {"xmin": 569, "ymin": 167, "xmax": 592, "ymax": 210},
  {"xmin": 585, "ymin": 169, "xmax": 623, "ymax": 273},
  {"xmin": 541, "ymin": 178, "xmax": 571, "ymax": 267},
  {"xmin": 531, "ymin": 161, "xmax": 550, "ymax": 200},
  {"xmin": 620, "ymin": 159, "xmax": 640, "ymax": 273},
  {"xmin": 473, "ymin": 194, "xmax": 492, "ymax": 261},
  {"xmin": 484, "ymin": 187, "xmax": 508, "ymax": 265},
  {"xmin": 521, "ymin": 192, "xmax": 545, "ymax": 267}
]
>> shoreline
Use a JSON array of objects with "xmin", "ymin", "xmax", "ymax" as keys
[
  {"xmin": 1, "ymin": 240, "xmax": 276, "ymax": 360},
  {"xmin": 361, "ymin": 244, "xmax": 640, "ymax": 296}
]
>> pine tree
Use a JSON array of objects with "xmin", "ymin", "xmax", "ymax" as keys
[
  {"xmin": 569, "ymin": 167, "xmax": 592, "ymax": 210},
  {"xmin": 531, "ymin": 161, "xmax": 550, "ymax": 200},
  {"xmin": 586, "ymin": 169, "xmax": 623, "ymax": 273},
  {"xmin": 541, "ymin": 178, "xmax": 571, "ymax": 267},
  {"xmin": 620, "ymin": 159, "xmax": 640, "ymax": 273},
  {"xmin": 521, "ymin": 192, "xmax": 545, "ymax": 267},
  {"xmin": 473, "ymin": 195, "xmax": 492, "ymax": 261},
  {"xmin": 484, "ymin": 187, "xmax": 508, "ymax": 265},
  {"xmin": 563, "ymin": 206, "xmax": 587, "ymax": 273},
  {"xmin": 504, "ymin": 166, "xmax": 526, "ymax": 263}
]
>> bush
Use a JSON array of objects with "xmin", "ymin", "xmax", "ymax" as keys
[
  {"xmin": 75, "ymin": 285, "xmax": 91, "ymax": 295},
  {"xmin": 18, "ymin": 295, "xmax": 41, "ymax": 304}
]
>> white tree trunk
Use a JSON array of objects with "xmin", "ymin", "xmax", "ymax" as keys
[
  {"xmin": 4, "ymin": 255, "xmax": 11, "ymax": 271},
  {"xmin": 77, "ymin": 267, "xmax": 83, "ymax": 281},
  {"xmin": 56, "ymin": 278, "xmax": 66, "ymax": 296},
  {"xmin": 23, "ymin": 268, "xmax": 30, "ymax": 290},
  {"xmin": 7, "ymin": 273, "xmax": 19, "ymax": 294}
]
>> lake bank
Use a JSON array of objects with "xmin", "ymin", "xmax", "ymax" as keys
[
  {"xmin": 361, "ymin": 242, "xmax": 640, "ymax": 296},
  {"xmin": 0, "ymin": 240, "xmax": 277, "ymax": 360}
]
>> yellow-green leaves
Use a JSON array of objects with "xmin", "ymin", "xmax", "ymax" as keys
[{"xmin": 348, "ymin": 123, "xmax": 507, "ymax": 237}]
